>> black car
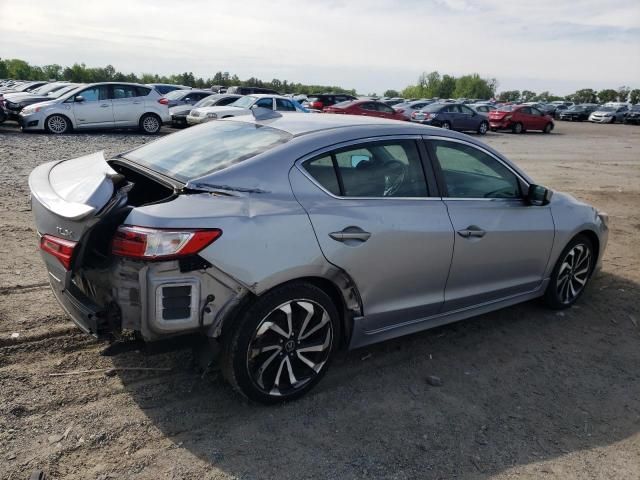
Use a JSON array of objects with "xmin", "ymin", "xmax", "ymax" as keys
[
  {"xmin": 226, "ymin": 86, "xmax": 280, "ymax": 95},
  {"xmin": 163, "ymin": 89, "xmax": 214, "ymax": 108},
  {"xmin": 623, "ymin": 105, "xmax": 640, "ymax": 125},
  {"xmin": 303, "ymin": 93, "xmax": 357, "ymax": 110},
  {"xmin": 558, "ymin": 104, "xmax": 599, "ymax": 121}
]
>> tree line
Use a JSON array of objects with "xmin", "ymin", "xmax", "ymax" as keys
[
  {"xmin": 2, "ymin": 58, "xmax": 638, "ymax": 104},
  {"xmin": 0, "ymin": 58, "xmax": 356, "ymax": 95}
]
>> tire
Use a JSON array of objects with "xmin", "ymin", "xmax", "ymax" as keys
[
  {"xmin": 512, "ymin": 122, "xmax": 523, "ymax": 134},
  {"xmin": 139, "ymin": 113, "xmax": 161, "ymax": 134},
  {"xmin": 543, "ymin": 123, "xmax": 553, "ymax": 134},
  {"xmin": 221, "ymin": 282, "xmax": 340, "ymax": 404},
  {"xmin": 441, "ymin": 121, "xmax": 451, "ymax": 130},
  {"xmin": 477, "ymin": 121, "xmax": 488, "ymax": 135},
  {"xmin": 45, "ymin": 114, "xmax": 70, "ymax": 134},
  {"xmin": 543, "ymin": 234, "xmax": 595, "ymax": 309}
]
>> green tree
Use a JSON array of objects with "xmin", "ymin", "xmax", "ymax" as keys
[
  {"xmin": 438, "ymin": 75, "xmax": 457, "ymax": 98},
  {"xmin": 597, "ymin": 89, "xmax": 618, "ymax": 103},
  {"xmin": 453, "ymin": 74, "xmax": 493, "ymax": 99},
  {"xmin": 498, "ymin": 90, "xmax": 520, "ymax": 102},
  {"xmin": 617, "ymin": 85, "xmax": 630, "ymax": 102},
  {"xmin": 629, "ymin": 89, "xmax": 640, "ymax": 105},
  {"xmin": 521, "ymin": 90, "xmax": 537, "ymax": 102},
  {"xmin": 569, "ymin": 88, "xmax": 597, "ymax": 103},
  {"xmin": 383, "ymin": 89, "xmax": 400, "ymax": 97}
]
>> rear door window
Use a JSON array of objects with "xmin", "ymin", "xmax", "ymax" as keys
[
  {"xmin": 276, "ymin": 98, "xmax": 297, "ymax": 111},
  {"xmin": 303, "ymin": 140, "xmax": 429, "ymax": 198}
]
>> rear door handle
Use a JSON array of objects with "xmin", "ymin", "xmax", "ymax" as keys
[
  {"xmin": 100, "ymin": 104, "xmax": 110, "ymax": 108},
  {"xmin": 457, "ymin": 226, "xmax": 486, "ymax": 238},
  {"xmin": 329, "ymin": 228, "xmax": 371, "ymax": 242}
]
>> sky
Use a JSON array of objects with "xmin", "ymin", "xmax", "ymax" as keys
[{"xmin": 1, "ymin": 0, "xmax": 639, "ymax": 95}]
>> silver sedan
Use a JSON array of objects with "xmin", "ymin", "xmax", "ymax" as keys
[{"xmin": 29, "ymin": 113, "xmax": 608, "ymax": 403}]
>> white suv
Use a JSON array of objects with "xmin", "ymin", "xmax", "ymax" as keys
[{"xmin": 19, "ymin": 82, "xmax": 171, "ymax": 134}]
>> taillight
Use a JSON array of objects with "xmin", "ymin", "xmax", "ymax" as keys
[
  {"xmin": 158, "ymin": 98, "xmax": 169, "ymax": 105},
  {"xmin": 40, "ymin": 235, "xmax": 77, "ymax": 270},
  {"xmin": 111, "ymin": 226, "xmax": 222, "ymax": 260},
  {"xmin": 309, "ymin": 101, "xmax": 323, "ymax": 109}
]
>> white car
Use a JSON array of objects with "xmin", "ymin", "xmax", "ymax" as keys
[
  {"xmin": 19, "ymin": 82, "xmax": 171, "ymax": 134},
  {"xmin": 588, "ymin": 106, "xmax": 628, "ymax": 124},
  {"xmin": 186, "ymin": 94, "xmax": 306, "ymax": 125}
]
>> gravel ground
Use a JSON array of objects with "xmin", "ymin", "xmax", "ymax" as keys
[{"xmin": 0, "ymin": 121, "xmax": 639, "ymax": 480}]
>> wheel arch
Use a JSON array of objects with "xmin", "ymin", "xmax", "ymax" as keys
[{"xmin": 576, "ymin": 229, "xmax": 600, "ymax": 272}]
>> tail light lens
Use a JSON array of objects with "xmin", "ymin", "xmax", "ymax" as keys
[
  {"xmin": 40, "ymin": 235, "xmax": 77, "ymax": 270},
  {"xmin": 111, "ymin": 226, "xmax": 222, "ymax": 260},
  {"xmin": 309, "ymin": 101, "xmax": 323, "ymax": 109},
  {"xmin": 158, "ymin": 98, "xmax": 169, "ymax": 105}
]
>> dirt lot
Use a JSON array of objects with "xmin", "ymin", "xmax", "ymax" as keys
[{"xmin": 0, "ymin": 121, "xmax": 638, "ymax": 480}]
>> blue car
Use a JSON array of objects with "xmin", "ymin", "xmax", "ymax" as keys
[{"xmin": 411, "ymin": 102, "xmax": 489, "ymax": 135}]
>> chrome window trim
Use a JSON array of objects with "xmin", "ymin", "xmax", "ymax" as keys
[
  {"xmin": 295, "ymin": 134, "xmax": 442, "ymax": 201},
  {"xmin": 423, "ymin": 135, "xmax": 531, "ymax": 201}
]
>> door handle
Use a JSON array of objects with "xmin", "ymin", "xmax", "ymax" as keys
[
  {"xmin": 329, "ymin": 228, "xmax": 371, "ymax": 242},
  {"xmin": 457, "ymin": 226, "xmax": 486, "ymax": 238},
  {"xmin": 133, "ymin": 101, "xmax": 142, "ymax": 104},
  {"xmin": 100, "ymin": 104, "xmax": 110, "ymax": 108}
]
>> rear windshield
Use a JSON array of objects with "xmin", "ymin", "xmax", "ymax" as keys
[
  {"xmin": 164, "ymin": 90, "xmax": 188, "ymax": 100},
  {"xmin": 124, "ymin": 121, "xmax": 292, "ymax": 182},
  {"xmin": 496, "ymin": 105, "xmax": 515, "ymax": 111},
  {"xmin": 421, "ymin": 103, "xmax": 445, "ymax": 112}
]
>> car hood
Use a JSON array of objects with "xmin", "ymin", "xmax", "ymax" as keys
[
  {"xmin": 591, "ymin": 110, "xmax": 613, "ymax": 115},
  {"xmin": 23, "ymin": 100, "xmax": 57, "ymax": 111},
  {"xmin": 3, "ymin": 92, "xmax": 43, "ymax": 102}
]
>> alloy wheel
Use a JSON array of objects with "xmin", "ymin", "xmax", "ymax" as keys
[
  {"xmin": 247, "ymin": 299, "xmax": 333, "ymax": 397},
  {"xmin": 479, "ymin": 122, "xmax": 488, "ymax": 134},
  {"xmin": 142, "ymin": 115, "xmax": 160, "ymax": 133},
  {"xmin": 47, "ymin": 115, "xmax": 68, "ymax": 134},
  {"xmin": 556, "ymin": 243, "xmax": 591, "ymax": 304}
]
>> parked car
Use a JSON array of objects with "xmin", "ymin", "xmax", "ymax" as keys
[
  {"xmin": 324, "ymin": 99, "xmax": 405, "ymax": 120},
  {"xmin": 393, "ymin": 100, "xmax": 434, "ymax": 120},
  {"xmin": 411, "ymin": 103, "xmax": 489, "ymax": 134},
  {"xmin": 226, "ymin": 86, "xmax": 280, "ymax": 95},
  {"xmin": 588, "ymin": 106, "xmax": 628, "ymax": 123},
  {"xmin": 170, "ymin": 94, "xmax": 241, "ymax": 127},
  {"xmin": 163, "ymin": 89, "xmax": 213, "ymax": 108},
  {"xmin": 553, "ymin": 104, "xmax": 569, "ymax": 119},
  {"xmin": 303, "ymin": 94, "xmax": 358, "ymax": 111},
  {"xmin": 381, "ymin": 97, "xmax": 405, "ymax": 106},
  {"xmin": 0, "ymin": 80, "xmax": 48, "ymax": 95},
  {"xmin": 147, "ymin": 83, "xmax": 191, "ymax": 95},
  {"xmin": 28, "ymin": 113, "xmax": 608, "ymax": 403},
  {"xmin": 469, "ymin": 103, "xmax": 497, "ymax": 117},
  {"xmin": 623, "ymin": 105, "xmax": 640, "ymax": 125},
  {"xmin": 187, "ymin": 94, "xmax": 306, "ymax": 123},
  {"xmin": 558, "ymin": 104, "xmax": 598, "ymax": 122},
  {"xmin": 19, "ymin": 82, "xmax": 170, "ymax": 134},
  {"xmin": 489, "ymin": 105, "xmax": 554, "ymax": 133},
  {"xmin": 2, "ymin": 84, "xmax": 82, "ymax": 120}
]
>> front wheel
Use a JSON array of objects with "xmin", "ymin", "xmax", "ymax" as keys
[
  {"xmin": 543, "ymin": 234, "xmax": 594, "ymax": 309},
  {"xmin": 543, "ymin": 123, "xmax": 553, "ymax": 134},
  {"xmin": 45, "ymin": 114, "xmax": 70, "ymax": 134},
  {"xmin": 221, "ymin": 282, "xmax": 339, "ymax": 404},
  {"xmin": 441, "ymin": 121, "xmax": 451, "ymax": 130},
  {"xmin": 477, "ymin": 121, "xmax": 488, "ymax": 135},
  {"xmin": 139, "ymin": 113, "xmax": 161, "ymax": 134}
]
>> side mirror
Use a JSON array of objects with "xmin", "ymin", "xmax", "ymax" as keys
[
  {"xmin": 351, "ymin": 154, "xmax": 371, "ymax": 168},
  {"xmin": 74, "ymin": 95, "xmax": 84, "ymax": 103},
  {"xmin": 527, "ymin": 184, "xmax": 552, "ymax": 206}
]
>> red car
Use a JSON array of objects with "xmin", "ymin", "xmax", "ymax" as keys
[
  {"xmin": 489, "ymin": 105, "xmax": 554, "ymax": 133},
  {"xmin": 323, "ymin": 100, "xmax": 406, "ymax": 121}
]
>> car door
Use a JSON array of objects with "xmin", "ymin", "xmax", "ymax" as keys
[
  {"xmin": 529, "ymin": 107, "xmax": 547, "ymax": 129},
  {"xmin": 275, "ymin": 98, "xmax": 297, "ymax": 112},
  {"xmin": 375, "ymin": 102, "xmax": 399, "ymax": 119},
  {"xmin": 458, "ymin": 105, "xmax": 478, "ymax": 130},
  {"xmin": 70, "ymin": 85, "xmax": 113, "ymax": 128},
  {"xmin": 290, "ymin": 137, "xmax": 454, "ymax": 335},
  {"xmin": 111, "ymin": 84, "xmax": 144, "ymax": 126},
  {"xmin": 359, "ymin": 102, "xmax": 378, "ymax": 116},
  {"xmin": 254, "ymin": 97, "xmax": 275, "ymax": 110},
  {"xmin": 443, "ymin": 105, "xmax": 461, "ymax": 128},
  {"xmin": 426, "ymin": 138, "xmax": 555, "ymax": 311}
]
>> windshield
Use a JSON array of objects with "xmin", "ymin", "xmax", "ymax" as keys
[
  {"xmin": 34, "ymin": 83, "xmax": 67, "ymax": 95},
  {"xmin": 194, "ymin": 95, "xmax": 218, "ymax": 107},
  {"xmin": 568, "ymin": 106, "xmax": 585, "ymax": 111},
  {"xmin": 597, "ymin": 107, "xmax": 615, "ymax": 112},
  {"xmin": 229, "ymin": 96, "xmax": 258, "ymax": 109},
  {"xmin": 421, "ymin": 103, "xmax": 446, "ymax": 112},
  {"xmin": 49, "ymin": 85, "xmax": 80, "ymax": 98},
  {"xmin": 124, "ymin": 121, "xmax": 292, "ymax": 182},
  {"xmin": 164, "ymin": 90, "xmax": 188, "ymax": 100}
]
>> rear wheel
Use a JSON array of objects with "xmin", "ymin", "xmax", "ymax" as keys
[
  {"xmin": 441, "ymin": 121, "xmax": 451, "ymax": 130},
  {"xmin": 512, "ymin": 122, "xmax": 523, "ymax": 134},
  {"xmin": 221, "ymin": 282, "xmax": 339, "ymax": 404},
  {"xmin": 543, "ymin": 234, "xmax": 594, "ymax": 309},
  {"xmin": 139, "ymin": 113, "xmax": 161, "ymax": 134},
  {"xmin": 477, "ymin": 121, "xmax": 488, "ymax": 135},
  {"xmin": 45, "ymin": 114, "xmax": 70, "ymax": 134},
  {"xmin": 543, "ymin": 123, "xmax": 553, "ymax": 134}
]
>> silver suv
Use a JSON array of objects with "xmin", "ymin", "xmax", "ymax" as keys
[{"xmin": 19, "ymin": 82, "xmax": 171, "ymax": 134}]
